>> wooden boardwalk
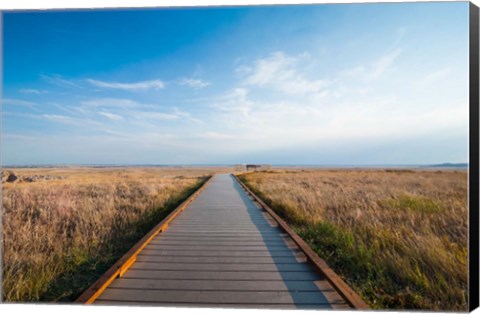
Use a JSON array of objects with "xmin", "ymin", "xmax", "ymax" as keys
[{"xmin": 90, "ymin": 174, "xmax": 358, "ymax": 309}]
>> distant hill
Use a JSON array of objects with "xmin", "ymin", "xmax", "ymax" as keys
[{"xmin": 426, "ymin": 163, "xmax": 468, "ymax": 168}]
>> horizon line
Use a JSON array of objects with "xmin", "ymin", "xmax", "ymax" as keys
[{"xmin": 2, "ymin": 162, "xmax": 469, "ymax": 168}]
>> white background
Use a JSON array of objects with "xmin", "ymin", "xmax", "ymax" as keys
[{"xmin": 0, "ymin": 1, "xmax": 478, "ymax": 314}]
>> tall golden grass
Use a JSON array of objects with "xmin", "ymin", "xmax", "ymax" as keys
[
  {"xmin": 2, "ymin": 167, "xmax": 221, "ymax": 302},
  {"xmin": 239, "ymin": 169, "xmax": 468, "ymax": 310}
]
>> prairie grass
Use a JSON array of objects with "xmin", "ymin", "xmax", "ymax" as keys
[
  {"xmin": 239, "ymin": 169, "xmax": 468, "ymax": 310},
  {"xmin": 2, "ymin": 167, "xmax": 223, "ymax": 302}
]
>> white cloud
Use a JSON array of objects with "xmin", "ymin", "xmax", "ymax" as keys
[
  {"xmin": 179, "ymin": 78, "xmax": 210, "ymax": 89},
  {"xmin": 131, "ymin": 111, "xmax": 179, "ymax": 120},
  {"xmin": 86, "ymin": 78, "xmax": 165, "ymax": 91},
  {"xmin": 392, "ymin": 27, "xmax": 407, "ymax": 48},
  {"xmin": 42, "ymin": 114, "xmax": 77, "ymax": 124},
  {"xmin": 197, "ymin": 132, "xmax": 239, "ymax": 140},
  {"xmin": 2, "ymin": 98, "xmax": 41, "ymax": 112},
  {"xmin": 240, "ymin": 51, "xmax": 328, "ymax": 94},
  {"xmin": 2, "ymin": 98, "xmax": 36, "ymax": 107},
  {"xmin": 5, "ymin": 36, "xmax": 467, "ymax": 165},
  {"xmin": 19, "ymin": 89, "xmax": 48, "ymax": 95},
  {"xmin": 81, "ymin": 98, "xmax": 149, "ymax": 109},
  {"xmin": 2, "ymin": 133, "xmax": 36, "ymax": 141},
  {"xmin": 99, "ymin": 111, "xmax": 123, "ymax": 121},
  {"xmin": 172, "ymin": 107, "xmax": 203, "ymax": 123},
  {"xmin": 340, "ymin": 65, "xmax": 367, "ymax": 78},
  {"xmin": 41, "ymin": 74, "xmax": 82, "ymax": 88},
  {"xmin": 211, "ymin": 88, "xmax": 252, "ymax": 119},
  {"xmin": 40, "ymin": 113, "xmax": 103, "ymax": 128},
  {"xmin": 201, "ymin": 48, "xmax": 466, "ymax": 157},
  {"xmin": 368, "ymin": 49, "xmax": 402, "ymax": 79},
  {"xmin": 80, "ymin": 98, "xmax": 193, "ymax": 121},
  {"xmin": 339, "ymin": 49, "xmax": 402, "ymax": 81},
  {"xmin": 425, "ymin": 67, "xmax": 454, "ymax": 81},
  {"xmin": 234, "ymin": 65, "xmax": 252, "ymax": 76}
]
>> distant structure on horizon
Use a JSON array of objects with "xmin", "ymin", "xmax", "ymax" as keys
[{"xmin": 235, "ymin": 164, "xmax": 271, "ymax": 172}]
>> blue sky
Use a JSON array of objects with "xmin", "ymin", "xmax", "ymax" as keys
[{"xmin": 2, "ymin": 3, "xmax": 470, "ymax": 165}]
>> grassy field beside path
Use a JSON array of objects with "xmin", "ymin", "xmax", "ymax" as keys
[
  {"xmin": 238, "ymin": 169, "xmax": 468, "ymax": 311},
  {"xmin": 2, "ymin": 167, "xmax": 222, "ymax": 302}
]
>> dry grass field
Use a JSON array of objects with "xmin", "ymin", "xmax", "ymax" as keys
[
  {"xmin": 238, "ymin": 169, "xmax": 468, "ymax": 310},
  {"xmin": 2, "ymin": 167, "xmax": 227, "ymax": 302}
]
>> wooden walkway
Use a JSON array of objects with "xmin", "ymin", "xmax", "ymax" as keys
[{"xmin": 90, "ymin": 174, "xmax": 357, "ymax": 309}]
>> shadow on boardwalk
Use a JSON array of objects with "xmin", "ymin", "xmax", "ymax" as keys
[{"xmin": 230, "ymin": 174, "xmax": 334, "ymax": 309}]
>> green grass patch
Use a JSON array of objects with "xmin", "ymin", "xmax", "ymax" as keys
[{"xmin": 379, "ymin": 194, "xmax": 444, "ymax": 214}]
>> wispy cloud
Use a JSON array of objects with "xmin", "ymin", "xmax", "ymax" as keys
[
  {"xmin": 41, "ymin": 74, "xmax": 82, "ymax": 89},
  {"xmin": 178, "ymin": 78, "xmax": 211, "ymax": 89},
  {"xmin": 99, "ymin": 111, "xmax": 124, "ymax": 121},
  {"xmin": 2, "ymin": 133, "xmax": 37, "ymax": 141},
  {"xmin": 197, "ymin": 131, "xmax": 239, "ymax": 140},
  {"xmin": 42, "ymin": 114, "xmax": 78, "ymax": 124},
  {"xmin": 2, "ymin": 5, "xmax": 468, "ymax": 166},
  {"xmin": 81, "ymin": 98, "xmax": 145, "ymax": 109},
  {"xmin": 2, "ymin": 98, "xmax": 36, "ymax": 107},
  {"xmin": 172, "ymin": 107, "xmax": 203, "ymax": 123},
  {"xmin": 211, "ymin": 88, "xmax": 253, "ymax": 119},
  {"xmin": 86, "ymin": 79, "xmax": 165, "ymax": 91},
  {"xmin": 78, "ymin": 97, "xmax": 200, "ymax": 123},
  {"xmin": 19, "ymin": 88, "xmax": 48, "ymax": 95},
  {"xmin": 38, "ymin": 99, "xmax": 172, "ymax": 127},
  {"xmin": 2, "ymin": 98, "xmax": 38, "ymax": 111},
  {"xmin": 240, "ymin": 51, "xmax": 328, "ymax": 95},
  {"xmin": 425, "ymin": 67, "xmax": 454, "ymax": 81},
  {"xmin": 391, "ymin": 26, "xmax": 407, "ymax": 48},
  {"xmin": 339, "ymin": 49, "xmax": 402, "ymax": 83},
  {"xmin": 368, "ymin": 49, "xmax": 402, "ymax": 79},
  {"xmin": 200, "ymin": 46, "xmax": 467, "ymax": 157},
  {"xmin": 130, "ymin": 111, "xmax": 179, "ymax": 121}
]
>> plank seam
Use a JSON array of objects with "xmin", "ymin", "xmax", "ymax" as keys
[
  {"xmin": 105, "ymin": 287, "xmax": 336, "ymax": 292},
  {"xmin": 75, "ymin": 175, "xmax": 214, "ymax": 304},
  {"xmin": 233, "ymin": 173, "xmax": 369, "ymax": 310},
  {"xmin": 123, "ymin": 277, "xmax": 320, "ymax": 282},
  {"xmin": 95, "ymin": 299, "xmax": 344, "ymax": 305},
  {"xmin": 133, "ymin": 262, "xmax": 305, "ymax": 265}
]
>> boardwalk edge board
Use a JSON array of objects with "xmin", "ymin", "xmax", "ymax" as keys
[
  {"xmin": 75, "ymin": 175, "xmax": 214, "ymax": 304},
  {"xmin": 233, "ymin": 174, "xmax": 369, "ymax": 310}
]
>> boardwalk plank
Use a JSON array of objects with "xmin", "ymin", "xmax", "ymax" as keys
[
  {"xmin": 93, "ymin": 174, "xmax": 350, "ymax": 309},
  {"xmin": 94, "ymin": 301, "xmax": 340, "ymax": 309},
  {"xmin": 156, "ymin": 234, "xmax": 287, "ymax": 239},
  {"xmin": 139, "ymin": 249, "xmax": 304, "ymax": 257},
  {"xmin": 136, "ymin": 255, "xmax": 306, "ymax": 263},
  {"xmin": 123, "ymin": 270, "xmax": 321, "ymax": 281},
  {"xmin": 130, "ymin": 261, "xmax": 313, "ymax": 272},
  {"xmin": 97, "ymin": 289, "xmax": 331, "ymax": 304},
  {"xmin": 109, "ymin": 278, "xmax": 334, "ymax": 291},
  {"xmin": 140, "ymin": 245, "xmax": 295, "ymax": 251},
  {"xmin": 149, "ymin": 239, "xmax": 289, "ymax": 245},
  {"xmin": 146, "ymin": 243, "xmax": 293, "ymax": 249},
  {"xmin": 164, "ymin": 229, "xmax": 276, "ymax": 233}
]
